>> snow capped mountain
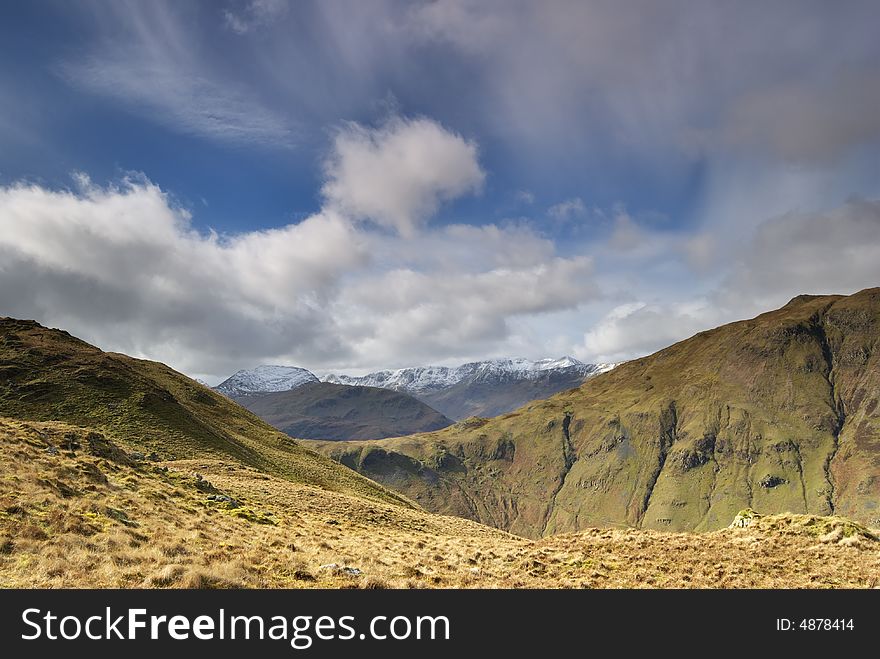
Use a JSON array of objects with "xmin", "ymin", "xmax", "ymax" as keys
[
  {"xmin": 215, "ymin": 358, "xmax": 617, "ymax": 420},
  {"xmin": 215, "ymin": 365, "xmax": 319, "ymax": 397},
  {"xmin": 323, "ymin": 357, "xmax": 616, "ymax": 394}
]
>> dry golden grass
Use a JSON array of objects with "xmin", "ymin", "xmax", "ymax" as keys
[{"xmin": 1, "ymin": 417, "xmax": 877, "ymax": 589}]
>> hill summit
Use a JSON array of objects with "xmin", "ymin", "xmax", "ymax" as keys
[{"xmin": 215, "ymin": 365, "xmax": 319, "ymax": 397}]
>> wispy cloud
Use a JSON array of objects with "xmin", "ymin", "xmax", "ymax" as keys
[
  {"xmin": 59, "ymin": 2, "xmax": 295, "ymax": 147},
  {"xmin": 62, "ymin": 57, "xmax": 294, "ymax": 147}
]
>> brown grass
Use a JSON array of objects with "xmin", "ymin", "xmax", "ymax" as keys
[{"xmin": 1, "ymin": 417, "xmax": 877, "ymax": 589}]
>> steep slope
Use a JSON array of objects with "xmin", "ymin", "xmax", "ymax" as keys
[
  {"xmin": 325, "ymin": 358, "xmax": 615, "ymax": 419},
  {"xmin": 0, "ymin": 318, "xmax": 409, "ymax": 507},
  {"xmin": 231, "ymin": 382, "xmax": 453, "ymax": 440},
  {"xmin": 311, "ymin": 289, "xmax": 880, "ymax": 537},
  {"xmin": 215, "ymin": 365, "xmax": 319, "ymax": 397}
]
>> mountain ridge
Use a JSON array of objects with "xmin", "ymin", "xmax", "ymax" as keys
[
  {"xmin": 323, "ymin": 356, "xmax": 615, "ymax": 392},
  {"xmin": 326, "ymin": 357, "xmax": 616, "ymax": 420}
]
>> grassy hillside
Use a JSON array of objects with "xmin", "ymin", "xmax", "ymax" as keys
[
  {"xmin": 312, "ymin": 289, "xmax": 880, "ymax": 537},
  {"xmin": 1, "ymin": 417, "xmax": 876, "ymax": 588},
  {"xmin": 232, "ymin": 382, "xmax": 453, "ymax": 440},
  {"xmin": 0, "ymin": 318, "xmax": 410, "ymax": 507}
]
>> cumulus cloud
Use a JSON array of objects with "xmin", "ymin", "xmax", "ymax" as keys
[
  {"xmin": 0, "ymin": 171, "xmax": 595, "ymax": 379},
  {"xmin": 321, "ymin": 116, "xmax": 485, "ymax": 236},
  {"xmin": 0, "ymin": 116, "xmax": 507, "ymax": 379},
  {"xmin": 336, "ymin": 254, "xmax": 596, "ymax": 365},
  {"xmin": 0, "ymin": 178, "xmax": 365, "ymax": 377}
]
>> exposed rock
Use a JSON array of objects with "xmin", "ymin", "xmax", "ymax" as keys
[
  {"xmin": 730, "ymin": 509, "xmax": 760, "ymax": 528},
  {"xmin": 105, "ymin": 507, "xmax": 136, "ymax": 527},
  {"xmin": 206, "ymin": 494, "xmax": 241, "ymax": 508},
  {"xmin": 320, "ymin": 563, "xmax": 362, "ymax": 576},
  {"xmin": 192, "ymin": 474, "xmax": 220, "ymax": 493},
  {"xmin": 85, "ymin": 432, "xmax": 135, "ymax": 466},
  {"xmin": 760, "ymin": 475, "xmax": 787, "ymax": 489}
]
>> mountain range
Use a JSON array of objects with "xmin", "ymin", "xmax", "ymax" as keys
[
  {"xmin": 310, "ymin": 289, "xmax": 880, "ymax": 538},
  {"xmin": 324, "ymin": 357, "xmax": 616, "ymax": 420},
  {"xmin": 218, "ymin": 357, "xmax": 616, "ymax": 423}
]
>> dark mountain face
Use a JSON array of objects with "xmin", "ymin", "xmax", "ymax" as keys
[
  {"xmin": 231, "ymin": 382, "xmax": 453, "ymax": 441},
  {"xmin": 311, "ymin": 289, "xmax": 880, "ymax": 538},
  {"xmin": 416, "ymin": 368, "xmax": 595, "ymax": 419}
]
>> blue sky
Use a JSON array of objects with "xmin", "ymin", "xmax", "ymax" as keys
[{"xmin": 1, "ymin": 0, "xmax": 880, "ymax": 381}]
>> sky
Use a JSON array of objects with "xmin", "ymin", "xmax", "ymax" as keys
[{"xmin": 1, "ymin": 0, "xmax": 880, "ymax": 383}]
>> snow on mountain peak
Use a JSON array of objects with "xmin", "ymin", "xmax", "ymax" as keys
[
  {"xmin": 215, "ymin": 365, "xmax": 319, "ymax": 397},
  {"xmin": 323, "ymin": 357, "xmax": 616, "ymax": 393}
]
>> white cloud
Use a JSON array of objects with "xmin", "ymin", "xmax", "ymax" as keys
[
  {"xmin": 579, "ymin": 299, "xmax": 722, "ymax": 363},
  {"xmin": 334, "ymin": 254, "xmax": 596, "ymax": 366},
  {"xmin": 0, "ymin": 172, "xmax": 595, "ymax": 380},
  {"xmin": 547, "ymin": 197, "xmax": 586, "ymax": 221},
  {"xmin": 224, "ymin": 0, "xmax": 289, "ymax": 34},
  {"xmin": 0, "ymin": 178, "xmax": 365, "ymax": 377},
  {"xmin": 515, "ymin": 190, "xmax": 535, "ymax": 204},
  {"xmin": 322, "ymin": 117, "xmax": 485, "ymax": 236}
]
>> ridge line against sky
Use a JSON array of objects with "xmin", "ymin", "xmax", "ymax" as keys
[{"xmin": 1, "ymin": 0, "xmax": 879, "ymax": 382}]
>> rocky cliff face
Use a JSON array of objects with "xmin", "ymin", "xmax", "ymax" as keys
[{"xmin": 311, "ymin": 289, "xmax": 880, "ymax": 537}]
